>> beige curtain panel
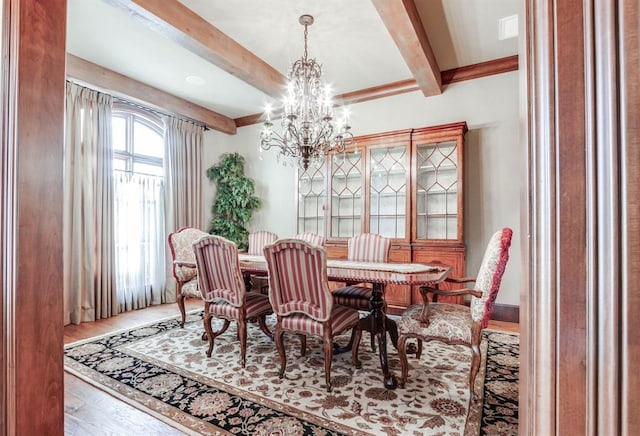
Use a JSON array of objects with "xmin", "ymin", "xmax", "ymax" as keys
[
  {"xmin": 163, "ymin": 117, "xmax": 204, "ymax": 302},
  {"xmin": 63, "ymin": 82, "xmax": 117, "ymax": 325}
]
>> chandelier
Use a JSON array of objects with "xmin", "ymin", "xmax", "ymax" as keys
[{"xmin": 260, "ymin": 14, "xmax": 354, "ymax": 170}]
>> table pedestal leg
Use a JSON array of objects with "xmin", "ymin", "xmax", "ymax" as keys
[
  {"xmin": 333, "ymin": 284, "xmax": 398, "ymax": 388},
  {"xmin": 243, "ymin": 273, "xmax": 253, "ymax": 292},
  {"xmin": 369, "ymin": 283, "xmax": 397, "ymax": 389}
]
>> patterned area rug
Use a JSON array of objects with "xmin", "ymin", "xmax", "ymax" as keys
[{"xmin": 64, "ymin": 311, "xmax": 518, "ymax": 435}]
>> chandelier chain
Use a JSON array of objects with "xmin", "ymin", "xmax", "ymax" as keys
[{"xmin": 303, "ymin": 23, "xmax": 308, "ymax": 61}]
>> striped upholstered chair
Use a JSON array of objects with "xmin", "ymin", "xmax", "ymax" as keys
[
  {"xmin": 192, "ymin": 235, "xmax": 273, "ymax": 368},
  {"xmin": 294, "ymin": 232, "xmax": 326, "ymax": 247},
  {"xmin": 247, "ymin": 230, "xmax": 278, "ymax": 293},
  {"xmin": 263, "ymin": 239, "xmax": 362, "ymax": 392},
  {"xmin": 248, "ymin": 230, "xmax": 278, "ymax": 255},
  {"xmin": 397, "ymin": 228, "xmax": 513, "ymax": 401},
  {"xmin": 167, "ymin": 227, "xmax": 209, "ymax": 327},
  {"xmin": 332, "ymin": 233, "xmax": 391, "ymax": 350}
]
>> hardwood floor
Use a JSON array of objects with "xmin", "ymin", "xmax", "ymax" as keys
[
  {"xmin": 64, "ymin": 299, "xmax": 203, "ymax": 435},
  {"xmin": 63, "ymin": 299, "xmax": 519, "ymax": 434}
]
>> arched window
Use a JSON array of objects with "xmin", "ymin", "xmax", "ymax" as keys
[
  {"xmin": 111, "ymin": 102, "xmax": 166, "ymax": 310},
  {"xmin": 112, "ymin": 103, "xmax": 164, "ymax": 175}
]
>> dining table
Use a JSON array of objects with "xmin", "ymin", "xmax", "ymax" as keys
[{"xmin": 238, "ymin": 253, "xmax": 451, "ymax": 389}]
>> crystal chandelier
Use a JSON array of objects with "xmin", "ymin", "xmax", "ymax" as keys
[{"xmin": 260, "ymin": 14, "xmax": 354, "ymax": 170}]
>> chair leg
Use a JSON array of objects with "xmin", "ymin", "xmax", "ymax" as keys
[
  {"xmin": 469, "ymin": 343, "xmax": 481, "ymax": 401},
  {"xmin": 351, "ymin": 327, "xmax": 362, "ymax": 369},
  {"xmin": 205, "ymin": 317, "xmax": 231, "ymax": 358},
  {"xmin": 256, "ymin": 314, "xmax": 273, "ymax": 340},
  {"xmin": 323, "ymin": 328, "xmax": 334, "ymax": 392},
  {"xmin": 298, "ymin": 334, "xmax": 307, "ymax": 357},
  {"xmin": 370, "ymin": 332, "xmax": 376, "ymax": 352},
  {"xmin": 177, "ymin": 293, "xmax": 186, "ymax": 328},
  {"xmin": 275, "ymin": 324, "xmax": 286, "ymax": 379},
  {"xmin": 398, "ymin": 335, "xmax": 410, "ymax": 388},
  {"xmin": 238, "ymin": 319, "xmax": 247, "ymax": 368},
  {"xmin": 203, "ymin": 314, "xmax": 214, "ymax": 357}
]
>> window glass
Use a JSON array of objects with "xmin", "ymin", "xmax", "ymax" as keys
[
  {"xmin": 133, "ymin": 161, "xmax": 164, "ymax": 176},
  {"xmin": 134, "ymin": 121, "xmax": 164, "ymax": 158},
  {"xmin": 113, "ymin": 158, "xmax": 127, "ymax": 171},
  {"xmin": 111, "ymin": 103, "xmax": 163, "ymax": 175},
  {"xmin": 112, "ymin": 116, "xmax": 127, "ymax": 151}
]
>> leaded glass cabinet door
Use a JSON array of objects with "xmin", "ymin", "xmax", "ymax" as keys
[
  {"xmin": 329, "ymin": 150, "xmax": 363, "ymax": 238},
  {"xmin": 367, "ymin": 144, "xmax": 410, "ymax": 240},
  {"xmin": 296, "ymin": 159, "xmax": 326, "ymax": 236},
  {"xmin": 412, "ymin": 126, "xmax": 465, "ymax": 243}
]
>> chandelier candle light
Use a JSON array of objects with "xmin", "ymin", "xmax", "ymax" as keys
[{"xmin": 260, "ymin": 14, "xmax": 354, "ymax": 170}]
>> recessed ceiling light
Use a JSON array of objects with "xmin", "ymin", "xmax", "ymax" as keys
[
  {"xmin": 498, "ymin": 14, "xmax": 518, "ymax": 40},
  {"xmin": 185, "ymin": 75, "xmax": 206, "ymax": 86}
]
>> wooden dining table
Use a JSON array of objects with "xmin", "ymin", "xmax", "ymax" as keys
[{"xmin": 238, "ymin": 253, "xmax": 451, "ymax": 389}]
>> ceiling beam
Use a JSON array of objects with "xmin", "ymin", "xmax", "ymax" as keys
[
  {"xmin": 66, "ymin": 54, "xmax": 237, "ymax": 134},
  {"xmin": 235, "ymin": 56, "xmax": 518, "ymax": 127},
  {"xmin": 103, "ymin": 0, "xmax": 286, "ymax": 97},
  {"xmin": 371, "ymin": 0, "xmax": 442, "ymax": 97}
]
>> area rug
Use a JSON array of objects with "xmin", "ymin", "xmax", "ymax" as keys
[{"xmin": 64, "ymin": 311, "xmax": 518, "ymax": 435}]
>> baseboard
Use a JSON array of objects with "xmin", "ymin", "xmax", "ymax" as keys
[{"xmin": 489, "ymin": 303, "xmax": 519, "ymax": 324}]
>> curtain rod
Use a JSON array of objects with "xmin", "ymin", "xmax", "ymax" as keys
[
  {"xmin": 113, "ymin": 96, "xmax": 209, "ymax": 131},
  {"xmin": 66, "ymin": 79, "xmax": 208, "ymax": 130}
]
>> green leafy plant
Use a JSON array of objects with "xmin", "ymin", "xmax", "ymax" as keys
[{"xmin": 206, "ymin": 152, "xmax": 261, "ymax": 249}]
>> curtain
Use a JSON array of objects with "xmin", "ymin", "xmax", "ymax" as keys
[
  {"xmin": 63, "ymin": 82, "xmax": 117, "ymax": 325},
  {"xmin": 114, "ymin": 172, "xmax": 166, "ymax": 310},
  {"xmin": 163, "ymin": 117, "xmax": 204, "ymax": 301}
]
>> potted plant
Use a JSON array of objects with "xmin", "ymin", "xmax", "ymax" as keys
[{"xmin": 206, "ymin": 152, "xmax": 261, "ymax": 249}]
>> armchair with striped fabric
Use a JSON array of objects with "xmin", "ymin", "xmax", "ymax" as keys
[
  {"xmin": 193, "ymin": 235, "xmax": 273, "ymax": 368},
  {"xmin": 247, "ymin": 230, "xmax": 278, "ymax": 255},
  {"xmin": 293, "ymin": 232, "xmax": 326, "ymax": 247},
  {"xmin": 247, "ymin": 230, "xmax": 278, "ymax": 293},
  {"xmin": 263, "ymin": 239, "xmax": 362, "ymax": 392},
  {"xmin": 332, "ymin": 233, "xmax": 391, "ymax": 351}
]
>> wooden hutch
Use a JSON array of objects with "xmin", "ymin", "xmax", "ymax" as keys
[{"xmin": 296, "ymin": 121, "xmax": 467, "ymax": 313}]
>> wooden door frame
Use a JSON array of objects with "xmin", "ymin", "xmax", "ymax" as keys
[
  {"xmin": 522, "ymin": 0, "xmax": 639, "ymax": 433},
  {"xmin": 1, "ymin": 0, "xmax": 66, "ymax": 434}
]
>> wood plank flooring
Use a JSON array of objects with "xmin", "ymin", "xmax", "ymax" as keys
[{"xmin": 63, "ymin": 299, "xmax": 519, "ymax": 434}]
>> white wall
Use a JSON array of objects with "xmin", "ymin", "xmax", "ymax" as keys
[{"xmin": 202, "ymin": 70, "xmax": 522, "ymax": 306}]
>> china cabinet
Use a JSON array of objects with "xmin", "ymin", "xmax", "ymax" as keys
[{"xmin": 296, "ymin": 121, "xmax": 467, "ymax": 312}]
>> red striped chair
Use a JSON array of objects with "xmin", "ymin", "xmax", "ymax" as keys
[
  {"xmin": 247, "ymin": 230, "xmax": 278, "ymax": 293},
  {"xmin": 248, "ymin": 230, "xmax": 278, "ymax": 255},
  {"xmin": 294, "ymin": 232, "xmax": 326, "ymax": 247},
  {"xmin": 192, "ymin": 235, "xmax": 273, "ymax": 368},
  {"xmin": 397, "ymin": 228, "xmax": 513, "ymax": 401},
  {"xmin": 168, "ymin": 227, "xmax": 209, "ymax": 327},
  {"xmin": 332, "ymin": 233, "xmax": 391, "ymax": 350},
  {"xmin": 264, "ymin": 239, "xmax": 362, "ymax": 392}
]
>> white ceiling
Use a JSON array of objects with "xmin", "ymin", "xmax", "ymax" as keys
[{"xmin": 66, "ymin": 0, "xmax": 519, "ymax": 120}]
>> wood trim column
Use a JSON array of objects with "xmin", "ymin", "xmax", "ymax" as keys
[
  {"xmin": 619, "ymin": 0, "xmax": 640, "ymax": 432},
  {"xmin": 1, "ymin": 0, "xmax": 66, "ymax": 434},
  {"xmin": 524, "ymin": 0, "xmax": 639, "ymax": 434}
]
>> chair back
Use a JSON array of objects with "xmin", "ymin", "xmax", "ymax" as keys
[
  {"xmin": 294, "ymin": 232, "xmax": 326, "ymax": 247},
  {"xmin": 264, "ymin": 239, "xmax": 332, "ymax": 322},
  {"xmin": 248, "ymin": 230, "xmax": 278, "ymax": 255},
  {"xmin": 347, "ymin": 233, "xmax": 391, "ymax": 263},
  {"xmin": 167, "ymin": 227, "xmax": 209, "ymax": 281},
  {"xmin": 470, "ymin": 227, "xmax": 513, "ymax": 327},
  {"xmin": 192, "ymin": 235, "xmax": 245, "ymax": 306}
]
